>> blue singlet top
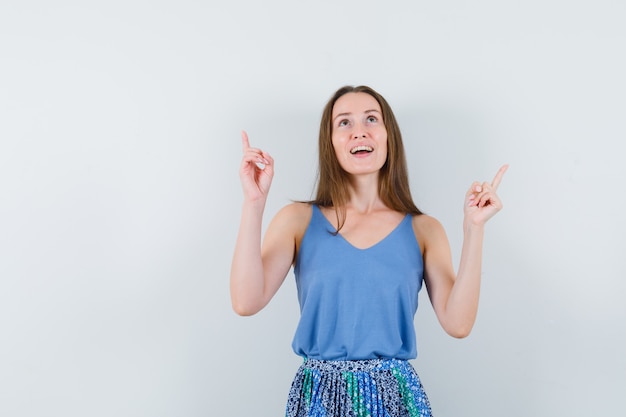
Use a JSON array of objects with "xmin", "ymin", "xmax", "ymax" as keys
[{"xmin": 292, "ymin": 205, "xmax": 424, "ymax": 361}]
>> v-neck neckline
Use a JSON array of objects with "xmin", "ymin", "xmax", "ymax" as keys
[{"xmin": 316, "ymin": 206, "xmax": 410, "ymax": 251}]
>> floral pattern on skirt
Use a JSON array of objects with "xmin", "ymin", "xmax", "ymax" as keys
[{"xmin": 286, "ymin": 358, "xmax": 432, "ymax": 417}]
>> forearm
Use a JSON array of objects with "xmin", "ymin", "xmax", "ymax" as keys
[
  {"xmin": 429, "ymin": 165, "xmax": 506, "ymax": 338},
  {"xmin": 230, "ymin": 200, "xmax": 267, "ymax": 316},
  {"xmin": 443, "ymin": 223, "xmax": 485, "ymax": 337}
]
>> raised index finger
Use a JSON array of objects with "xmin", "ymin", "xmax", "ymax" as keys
[
  {"xmin": 491, "ymin": 164, "xmax": 509, "ymax": 191},
  {"xmin": 241, "ymin": 130, "xmax": 250, "ymax": 151}
]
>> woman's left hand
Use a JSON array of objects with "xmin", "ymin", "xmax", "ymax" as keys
[{"xmin": 464, "ymin": 164, "xmax": 508, "ymax": 227}]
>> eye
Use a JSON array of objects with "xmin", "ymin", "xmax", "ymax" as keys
[
  {"xmin": 338, "ymin": 119, "xmax": 349, "ymax": 127},
  {"xmin": 366, "ymin": 115, "xmax": 378, "ymax": 123}
]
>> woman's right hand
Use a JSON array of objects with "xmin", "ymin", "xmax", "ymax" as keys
[{"xmin": 239, "ymin": 130, "xmax": 274, "ymax": 203}]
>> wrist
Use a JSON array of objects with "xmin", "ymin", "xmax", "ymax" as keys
[
  {"xmin": 242, "ymin": 197, "xmax": 266, "ymax": 211},
  {"xmin": 463, "ymin": 220, "xmax": 485, "ymax": 236}
]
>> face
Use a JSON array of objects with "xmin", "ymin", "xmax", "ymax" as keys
[{"xmin": 331, "ymin": 92, "xmax": 388, "ymax": 177}]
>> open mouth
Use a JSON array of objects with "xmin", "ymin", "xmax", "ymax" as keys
[{"xmin": 350, "ymin": 145, "xmax": 373, "ymax": 155}]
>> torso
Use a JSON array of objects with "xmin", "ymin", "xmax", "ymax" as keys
[{"xmin": 292, "ymin": 204, "xmax": 425, "ymax": 360}]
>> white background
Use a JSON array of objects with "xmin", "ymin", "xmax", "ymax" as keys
[{"xmin": 1, "ymin": 1, "xmax": 624, "ymax": 416}]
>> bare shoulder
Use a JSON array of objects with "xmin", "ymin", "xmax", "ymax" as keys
[
  {"xmin": 412, "ymin": 213, "xmax": 444, "ymax": 233},
  {"xmin": 267, "ymin": 202, "xmax": 312, "ymax": 260},
  {"xmin": 411, "ymin": 214, "xmax": 447, "ymax": 253},
  {"xmin": 274, "ymin": 202, "xmax": 312, "ymax": 225},
  {"xmin": 270, "ymin": 202, "xmax": 312, "ymax": 239}
]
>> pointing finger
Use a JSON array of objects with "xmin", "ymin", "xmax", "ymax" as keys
[
  {"xmin": 491, "ymin": 164, "xmax": 509, "ymax": 191},
  {"xmin": 241, "ymin": 130, "xmax": 250, "ymax": 151}
]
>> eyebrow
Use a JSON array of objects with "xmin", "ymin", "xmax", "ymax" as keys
[{"xmin": 332, "ymin": 109, "xmax": 381, "ymax": 123}]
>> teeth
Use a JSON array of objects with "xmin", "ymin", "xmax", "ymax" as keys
[{"xmin": 350, "ymin": 145, "xmax": 373, "ymax": 154}]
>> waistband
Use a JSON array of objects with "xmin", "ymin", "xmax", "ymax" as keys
[{"xmin": 300, "ymin": 358, "xmax": 411, "ymax": 373}]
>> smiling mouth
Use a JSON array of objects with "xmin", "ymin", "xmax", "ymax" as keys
[{"xmin": 350, "ymin": 145, "xmax": 373, "ymax": 154}]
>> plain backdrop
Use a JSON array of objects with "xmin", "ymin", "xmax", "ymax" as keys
[{"xmin": 1, "ymin": 1, "xmax": 624, "ymax": 416}]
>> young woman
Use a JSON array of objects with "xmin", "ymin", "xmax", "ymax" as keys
[{"xmin": 231, "ymin": 85, "xmax": 507, "ymax": 416}]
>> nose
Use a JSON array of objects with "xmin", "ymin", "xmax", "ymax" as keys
[{"xmin": 352, "ymin": 123, "xmax": 367, "ymax": 139}]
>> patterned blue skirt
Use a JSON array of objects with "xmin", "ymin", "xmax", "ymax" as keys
[{"xmin": 286, "ymin": 358, "xmax": 432, "ymax": 417}]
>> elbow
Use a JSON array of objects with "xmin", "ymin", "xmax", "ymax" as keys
[
  {"xmin": 446, "ymin": 327, "xmax": 472, "ymax": 339},
  {"xmin": 232, "ymin": 305, "xmax": 257, "ymax": 317},
  {"xmin": 443, "ymin": 321, "xmax": 474, "ymax": 339},
  {"xmin": 230, "ymin": 282, "xmax": 265, "ymax": 316},
  {"xmin": 440, "ymin": 309, "xmax": 477, "ymax": 338},
  {"xmin": 231, "ymin": 299, "xmax": 262, "ymax": 317}
]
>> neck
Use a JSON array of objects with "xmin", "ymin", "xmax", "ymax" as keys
[{"xmin": 345, "ymin": 174, "xmax": 384, "ymax": 214}]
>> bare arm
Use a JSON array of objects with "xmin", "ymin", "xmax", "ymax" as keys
[
  {"xmin": 420, "ymin": 165, "xmax": 508, "ymax": 338},
  {"xmin": 229, "ymin": 131, "xmax": 304, "ymax": 316}
]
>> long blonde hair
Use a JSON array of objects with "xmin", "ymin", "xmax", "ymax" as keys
[{"xmin": 310, "ymin": 85, "xmax": 422, "ymax": 231}]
